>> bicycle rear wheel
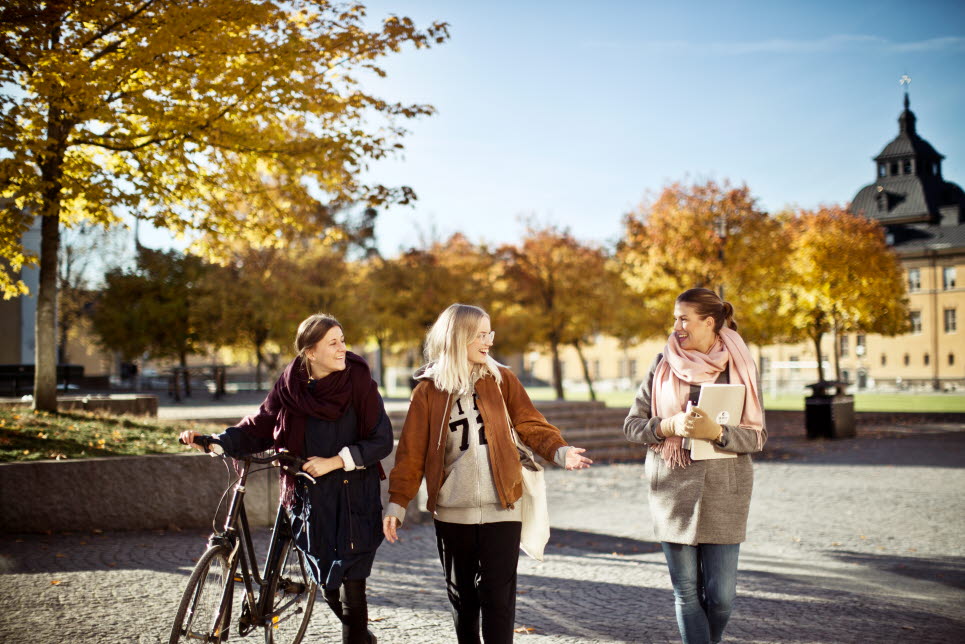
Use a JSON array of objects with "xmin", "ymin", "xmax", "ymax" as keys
[
  {"xmin": 169, "ymin": 544, "xmax": 234, "ymax": 644},
  {"xmin": 263, "ymin": 538, "xmax": 317, "ymax": 644}
]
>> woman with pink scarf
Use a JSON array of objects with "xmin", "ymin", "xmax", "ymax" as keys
[{"xmin": 624, "ymin": 288, "xmax": 766, "ymax": 644}]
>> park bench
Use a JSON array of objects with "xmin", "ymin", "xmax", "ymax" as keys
[{"xmin": 0, "ymin": 364, "xmax": 85, "ymax": 397}]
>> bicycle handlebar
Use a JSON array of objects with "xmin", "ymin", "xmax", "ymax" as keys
[{"xmin": 178, "ymin": 435, "xmax": 314, "ymax": 484}]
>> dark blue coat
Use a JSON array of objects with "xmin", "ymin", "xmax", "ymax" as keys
[{"xmin": 218, "ymin": 390, "xmax": 393, "ymax": 590}]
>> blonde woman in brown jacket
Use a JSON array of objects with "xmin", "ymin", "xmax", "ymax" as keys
[{"xmin": 383, "ymin": 303, "xmax": 592, "ymax": 644}]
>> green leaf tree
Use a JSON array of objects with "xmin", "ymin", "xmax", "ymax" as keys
[{"xmin": 91, "ymin": 246, "xmax": 210, "ymax": 394}]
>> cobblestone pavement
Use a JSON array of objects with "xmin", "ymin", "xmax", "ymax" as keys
[{"xmin": 1, "ymin": 427, "xmax": 963, "ymax": 643}]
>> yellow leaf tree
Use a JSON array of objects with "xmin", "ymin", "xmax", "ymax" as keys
[
  {"xmin": 780, "ymin": 205, "xmax": 910, "ymax": 382},
  {"xmin": 0, "ymin": 1, "xmax": 448, "ymax": 410}
]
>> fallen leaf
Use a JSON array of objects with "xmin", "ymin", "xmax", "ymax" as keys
[
  {"xmin": 368, "ymin": 617, "xmax": 386, "ymax": 622},
  {"xmin": 50, "ymin": 580, "xmax": 62, "ymax": 585},
  {"xmin": 513, "ymin": 626, "xmax": 536, "ymax": 634}
]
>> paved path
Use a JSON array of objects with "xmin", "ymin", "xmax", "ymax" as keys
[{"xmin": 1, "ymin": 427, "xmax": 964, "ymax": 643}]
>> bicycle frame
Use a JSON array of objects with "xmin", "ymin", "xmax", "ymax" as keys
[{"xmin": 207, "ymin": 455, "xmax": 300, "ymax": 637}]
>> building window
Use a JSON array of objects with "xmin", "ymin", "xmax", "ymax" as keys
[
  {"xmin": 910, "ymin": 311, "xmax": 922, "ymax": 334},
  {"xmin": 903, "ymin": 159, "xmax": 912, "ymax": 174},
  {"xmin": 856, "ymin": 334, "xmax": 866, "ymax": 356},
  {"xmin": 880, "ymin": 354, "xmax": 886, "ymax": 366},
  {"xmin": 924, "ymin": 353, "xmax": 930, "ymax": 366},
  {"xmin": 949, "ymin": 353, "xmax": 955, "ymax": 366},
  {"xmin": 903, "ymin": 353, "xmax": 910, "ymax": 366},
  {"xmin": 628, "ymin": 359, "xmax": 638, "ymax": 382},
  {"xmin": 878, "ymin": 164, "xmax": 886, "ymax": 177},
  {"xmin": 890, "ymin": 161, "xmax": 898, "ymax": 175},
  {"xmin": 945, "ymin": 308, "xmax": 957, "ymax": 333},
  {"xmin": 908, "ymin": 268, "xmax": 921, "ymax": 291},
  {"xmin": 943, "ymin": 267, "xmax": 956, "ymax": 290},
  {"xmin": 592, "ymin": 359, "xmax": 600, "ymax": 380},
  {"xmin": 839, "ymin": 335, "xmax": 849, "ymax": 357},
  {"xmin": 933, "ymin": 162, "xmax": 940, "ymax": 175}
]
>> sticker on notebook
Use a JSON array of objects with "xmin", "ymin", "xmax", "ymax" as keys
[{"xmin": 716, "ymin": 411, "xmax": 730, "ymax": 424}]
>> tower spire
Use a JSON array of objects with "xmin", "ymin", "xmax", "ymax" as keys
[{"xmin": 898, "ymin": 74, "xmax": 915, "ymax": 134}]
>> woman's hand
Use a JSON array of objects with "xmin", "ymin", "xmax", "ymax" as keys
[
  {"xmin": 301, "ymin": 455, "xmax": 344, "ymax": 478},
  {"xmin": 383, "ymin": 516, "xmax": 400, "ymax": 543},
  {"xmin": 179, "ymin": 430, "xmax": 204, "ymax": 450},
  {"xmin": 686, "ymin": 407, "xmax": 723, "ymax": 441},
  {"xmin": 659, "ymin": 411, "xmax": 690, "ymax": 438},
  {"xmin": 564, "ymin": 447, "xmax": 592, "ymax": 470}
]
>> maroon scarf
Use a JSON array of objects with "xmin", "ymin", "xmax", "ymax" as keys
[{"xmin": 262, "ymin": 351, "xmax": 384, "ymax": 506}]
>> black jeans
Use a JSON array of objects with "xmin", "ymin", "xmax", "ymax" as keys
[
  {"xmin": 434, "ymin": 519, "xmax": 522, "ymax": 644},
  {"xmin": 323, "ymin": 579, "xmax": 374, "ymax": 644}
]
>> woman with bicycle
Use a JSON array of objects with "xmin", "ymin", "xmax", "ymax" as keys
[
  {"xmin": 383, "ymin": 303, "xmax": 592, "ymax": 644},
  {"xmin": 181, "ymin": 313, "xmax": 392, "ymax": 644}
]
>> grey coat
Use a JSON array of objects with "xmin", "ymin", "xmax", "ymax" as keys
[{"xmin": 624, "ymin": 354, "xmax": 767, "ymax": 545}]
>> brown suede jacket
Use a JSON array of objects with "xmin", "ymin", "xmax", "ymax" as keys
[{"xmin": 387, "ymin": 366, "xmax": 568, "ymax": 516}]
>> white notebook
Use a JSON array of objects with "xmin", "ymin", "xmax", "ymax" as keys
[{"xmin": 684, "ymin": 384, "xmax": 745, "ymax": 460}]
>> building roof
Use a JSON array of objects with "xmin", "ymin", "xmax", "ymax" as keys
[
  {"xmin": 874, "ymin": 97, "xmax": 944, "ymax": 161},
  {"xmin": 888, "ymin": 222, "xmax": 965, "ymax": 256}
]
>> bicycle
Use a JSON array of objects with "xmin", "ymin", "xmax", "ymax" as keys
[{"xmin": 169, "ymin": 435, "xmax": 319, "ymax": 644}]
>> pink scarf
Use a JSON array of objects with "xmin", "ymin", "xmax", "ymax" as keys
[{"xmin": 650, "ymin": 327, "xmax": 764, "ymax": 468}]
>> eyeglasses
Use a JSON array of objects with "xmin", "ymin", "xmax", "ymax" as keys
[{"xmin": 474, "ymin": 331, "xmax": 495, "ymax": 343}]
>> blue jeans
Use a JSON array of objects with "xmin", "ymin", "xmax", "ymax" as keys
[{"xmin": 661, "ymin": 542, "xmax": 740, "ymax": 644}]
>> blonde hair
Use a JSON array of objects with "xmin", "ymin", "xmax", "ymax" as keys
[{"xmin": 423, "ymin": 304, "xmax": 503, "ymax": 394}]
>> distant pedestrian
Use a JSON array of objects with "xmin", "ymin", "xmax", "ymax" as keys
[
  {"xmin": 180, "ymin": 313, "xmax": 391, "ymax": 644},
  {"xmin": 624, "ymin": 288, "xmax": 766, "ymax": 644},
  {"xmin": 383, "ymin": 303, "xmax": 592, "ymax": 644}
]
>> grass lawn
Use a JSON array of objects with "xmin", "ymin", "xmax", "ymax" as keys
[
  {"xmin": 0, "ymin": 407, "xmax": 219, "ymax": 463},
  {"xmin": 524, "ymin": 387, "xmax": 965, "ymax": 413}
]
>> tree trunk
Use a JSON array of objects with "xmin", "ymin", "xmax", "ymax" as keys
[
  {"xmin": 376, "ymin": 335, "xmax": 386, "ymax": 391},
  {"xmin": 572, "ymin": 339, "xmax": 596, "ymax": 401},
  {"xmin": 812, "ymin": 333, "xmax": 825, "ymax": 382},
  {"xmin": 255, "ymin": 342, "xmax": 264, "ymax": 391},
  {"xmin": 34, "ymin": 212, "xmax": 61, "ymax": 411},
  {"xmin": 832, "ymin": 317, "xmax": 842, "ymax": 382},
  {"xmin": 180, "ymin": 351, "xmax": 191, "ymax": 398},
  {"xmin": 550, "ymin": 340, "xmax": 564, "ymax": 400},
  {"xmin": 58, "ymin": 316, "xmax": 68, "ymax": 364}
]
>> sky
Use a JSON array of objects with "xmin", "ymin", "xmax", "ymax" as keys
[{"xmin": 142, "ymin": 0, "xmax": 965, "ymax": 256}]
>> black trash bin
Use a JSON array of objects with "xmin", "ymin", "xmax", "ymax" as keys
[{"xmin": 805, "ymin": 381, "xmax": 855, "ymax": 439}]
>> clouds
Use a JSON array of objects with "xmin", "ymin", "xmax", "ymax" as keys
[{"xmin": 585, "ymin": 35, "xmax": 965, "ymax": 55}]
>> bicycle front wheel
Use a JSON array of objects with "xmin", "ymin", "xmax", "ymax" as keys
[
  {"xmin": 263, "ymin": 538, "xmax": 317, "ymax": 644},
  {"xmin": 169, "ymin": 544, "xmax": 234, "ymax": 644}
]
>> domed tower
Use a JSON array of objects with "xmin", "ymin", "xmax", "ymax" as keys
[
  {"xmin": 849, "ymin": 86, "xmax": 965, "ymax": 392},
  {"xmin": 851, "ymin": 93, "xmax": 965, "ymax": 231}
]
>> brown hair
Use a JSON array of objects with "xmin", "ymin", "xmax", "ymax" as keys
[
  {"xmin": 294, "ymin": 313, "xmax": 342, "ymax": 358},
  {"xmin": 676, "ymin": 288, "xmax": 738, "ymax": 333}
]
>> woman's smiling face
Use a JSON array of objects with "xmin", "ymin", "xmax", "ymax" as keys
[
  {"xmin": 467, "ymin": 316, "xmax": 494, "ymax": 365},
  {"xmin": 673, "ymin": 302, "xmax": 716, "ymax": 353}
]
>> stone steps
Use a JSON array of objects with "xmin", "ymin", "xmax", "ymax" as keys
[{"xmin": 389, "ymin": 400, "xmax": 644, "ymax": 461}]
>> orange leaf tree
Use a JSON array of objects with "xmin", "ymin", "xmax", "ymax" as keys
[
  {"xmin": 779, "ymin": 205, "xmax": 910, "ymax": 382},
  {"xmin": 618, "ymin": 180, "xmax": 788, "ymax": 347},
  {"xmin": 0, "ymin": 0, "xmax": 448, "ymax": 410},
  {"xmin": 497, "ymin": 224, "xmax": 619, "ymax": 400}
]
